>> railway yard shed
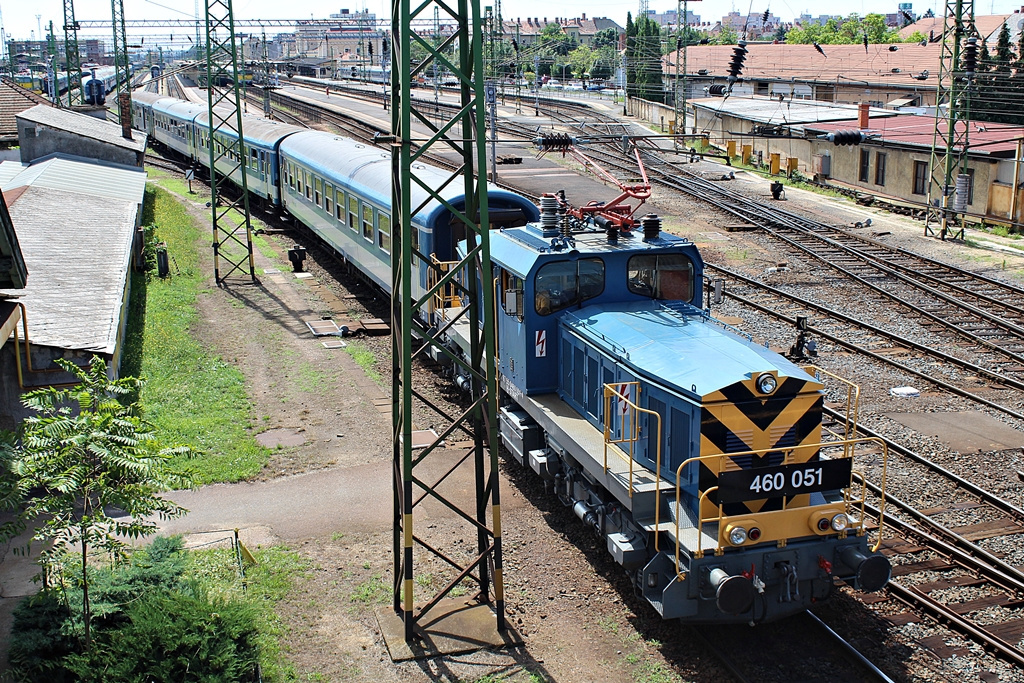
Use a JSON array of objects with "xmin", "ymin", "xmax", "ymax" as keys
[
  {"xmin": 0, "ymin": 154, "xmax": 147, "ymax": 429},
  {"xmin": 689, "ymin": 94, "xmax": 1024, "ymax": 224},
  {"xmin": 15, "ymin": 104, "xmax": 147, "ymax": 168}
]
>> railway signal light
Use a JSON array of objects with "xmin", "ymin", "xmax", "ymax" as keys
[
  {"xmin": 823, "ymin": 130, "xmax": 866, "ymax": 145},
  {"xmin": 727, "ymin": 41, "xmax": 748, "ymax": 81}
]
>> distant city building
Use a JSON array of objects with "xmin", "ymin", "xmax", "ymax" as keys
[
  {"xmin": 646, "ymin": 9, "xmax": 703, "ymax": 27},
  {"xmin": 502, "ymin": 15, "xmax": 623, "ymax": 48}
]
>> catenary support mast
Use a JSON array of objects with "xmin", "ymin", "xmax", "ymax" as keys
[
  {"xmin": 390, "ymin": 0, "xmax": 506, "ymax": 644},
  {"xmin": 204, "ymin": 0, "xmax": 256, "ymax": 284}
]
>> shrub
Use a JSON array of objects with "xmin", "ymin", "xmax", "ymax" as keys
[{"xmin": 8, "ymin": 537, "xmax": 260, "ymax": 682}]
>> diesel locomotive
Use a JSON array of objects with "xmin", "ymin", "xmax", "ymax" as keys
[{"xmin": 132, "ymin": 90, "xmax": 891, "ymax": 624}]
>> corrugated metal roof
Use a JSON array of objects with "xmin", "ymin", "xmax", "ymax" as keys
[
  {"xmin": 0, "ymin": 185, "xmax": 136, "ymax": 353},
  {"xmin": 17, "ymin": 104, "xmax": 148, "ymax": 152},
  {"xmin": 0, "ymin": 154, "xmax": 148, "ymax": 204},
  {"xmin": 689, "ymin": 95, "xmax": 896, "ymax": 126}
]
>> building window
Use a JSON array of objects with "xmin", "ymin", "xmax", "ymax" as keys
[
  {"xmin": 913, "ymin": 160, "xmax": 928, "ymax": 195},
  {"xmin": 874, "ymin": 152, "xmax": 886, "ymax": 186},
  {"xmin": 859, "ymin": 150, "xmax": 870, "ymax": 183}
]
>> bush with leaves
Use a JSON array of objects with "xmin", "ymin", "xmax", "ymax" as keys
[
  {"xmin": 8, "ymin": 537, "xmax": 261, "ymax": 682},
  {"xmin": 14, "ymin": 356, "xmax": 195, "ymax": 646}
]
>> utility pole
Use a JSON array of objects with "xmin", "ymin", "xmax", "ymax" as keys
[
  {"xmin": 46, "ymin": 22, "xmax": 58, "ymax": 104},
  {"xmin": 64, "ymin": 0, "xmax": 82, "ymax": 106},
  {"xmin": 205, "ymin": 0, "xmax": 256, "ymax": 284},
  {"xmin": 925, "ymin": 0, "xmax": 977, "ymax": 240},
  {"xmin": 534, "ymin": 55, "xmax": 540, "ymax": 115},
  {"xmin": 389, "ymin": 0, "xmax": 506, "ymax": 650}
]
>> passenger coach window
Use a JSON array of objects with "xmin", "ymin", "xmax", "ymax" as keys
[
  {"xmin": 362, "ymin": 205, "xmax": 374, "ymax": 241},
  {"xmin": 627, "ymin": 254, "xmax": 694, "ymax": 301},
  {"xmin": 304, "ymin": 172, "xmax": 311, "ymax": 200},
  {"xmin": 336, "ymin": 190, "xmax": 344, "ymax": 221},
  {"xmin": 314, "ymin": 178, "xmax": 322, "ymax": 206},
  {"xmin": 378, "ymin": 214, "xmax": 391, "ymax": 253},
  {"xmin": 349, "ymin": 197, "xmax": 359, "ymax": 232},
  {"xmin": 534, "ymin": 258, "xmax": 605, "ymax": 316},
  {"xmin": 325, "ymin": 183, "xmax": 334, "ymax": 214}
]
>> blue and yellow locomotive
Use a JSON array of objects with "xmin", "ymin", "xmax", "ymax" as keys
[
  {"xmin": 489, "ymin": 201, "xmax": 891, "ymax": 623},
  {"xmin": 132, "ymin": 89, "xmax": 890, "ymax": 623}
]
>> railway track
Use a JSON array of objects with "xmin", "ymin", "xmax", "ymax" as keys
[
  {"xmin": 161, "ymin": 86, "xmax": 1024, "ymax": 672},
  {"xmin": 691, "ymin": 610, "xmax": 897, "ymax": 682}
]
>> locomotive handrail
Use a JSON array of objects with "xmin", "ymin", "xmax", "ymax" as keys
[
  {"xmin": 601, "ymin": 382, "xmax": 661, "ymax": 505},
  {"xmin": 671, "ymin": 436, "xmax": 889, "ymax": 575},
  {"xmin": 804, "ymin": 365, "xmax": 861, "ymax": 448}
]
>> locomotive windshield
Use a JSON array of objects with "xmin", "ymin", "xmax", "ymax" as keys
[
  {"xmin": 535, "ymin": 258, "xmax": 605, "ymax": 315},
  {"xmin": 627, "ymin": 253, "xmax": 694, "ymax": 302}
]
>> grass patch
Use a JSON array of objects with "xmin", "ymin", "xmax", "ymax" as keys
[
  {"xmin": 350, "ymin": 574, "xmax": 390, "ymax": 606},
  {"xmin": 344, "ymin": 340, "xmax": 383, "ymax": 385},
  {"xmin": 188, "ymin": 543, "xmax": 310, "ymax": 681},
  {"xmin": 124, "ymin": 185, "xmax": 270, "ymax": 483}
]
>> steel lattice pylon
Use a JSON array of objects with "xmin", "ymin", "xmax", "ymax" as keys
[
  {"xmin": 925, "ymin": 0, "xmax": 977, "ymax": 240},
  {"xmin": 63, "ymin": 0, "xmax": 81, "ymax": 107},
  {"xmin": 390, "ymin": 0, "xmax": 505, "ymax": 644},
  {"xmin": 205, "ymin": 0, "xmax": 256, "ymax": 284},
  {"xmin": 110, "ymin": 0, "xmax": 130, "ymax": 122}
]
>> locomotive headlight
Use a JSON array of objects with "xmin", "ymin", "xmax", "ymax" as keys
[
  {"xmin": 728, "ymin": 526, "xmax": 747, "ymax": 545},
  {"xmin": 831, "ymin": 513, "xmax": 849, "ymax": 532},
  {"xmin": 756, "ymin": 373, "xmax": 778, "ymax": 395}
]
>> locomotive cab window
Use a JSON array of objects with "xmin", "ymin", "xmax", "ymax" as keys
[
  {"xmin": 501, "ymin": 270, "xmax": 525, "ymax": 320},
  {"xmin": 534, "ymin": 258, "xmax": 605, "ymax": 316},
  {"xmin": 627, "ymin": 254, "xmax": 694, "ymax": 301}
]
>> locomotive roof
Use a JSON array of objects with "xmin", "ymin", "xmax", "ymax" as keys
[
  {"xmin": 491, "ymin": 225, "xmax": 699, "ymax": 278},
  {"xmin": 280, "ymin": 131, "xmax": 537, "ymax": 221},
  {"xmin": 561, "ymin": 300, "xmax": 819, "ymax": 400}
]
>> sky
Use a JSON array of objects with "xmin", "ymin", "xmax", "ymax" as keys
[{"xmin": 4, "ymin": 0, "xmax": 1024, "ymax": 42}]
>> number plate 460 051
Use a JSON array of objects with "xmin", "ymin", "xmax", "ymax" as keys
[{"xmin": 717, "ymin": 459, "xmax": 853, "ymax": 504}]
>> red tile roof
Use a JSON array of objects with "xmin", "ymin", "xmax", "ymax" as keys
[
  {"xmin": 669, "ymin": 42, "xmax": 941, "ymax": 86},
  {"xmin": 898, "ymin": 12, "xmax": 1023, "ymax": 42},
  {"xmin": 0, "ymin": 77, "xmax": 50, "ymax": 143}
]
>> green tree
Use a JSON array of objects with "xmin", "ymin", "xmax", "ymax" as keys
[
  {"xmin": 714, "ymin": 25, "xmax": 739, "ymax": 45},
  {"xmin": 994, "ymin": 21, "xmax": 1014, "ymax": 73},
  {"xmin": 15, "ymin": 357, "xmax": 194, "ymax": 647},
  {"xmin": 569, "ymin": 45, "xmax": 598, "ymax": 81},
  {"xmin": 592, "ymin": 27, "xmax": 619, "ymax": 50}
]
